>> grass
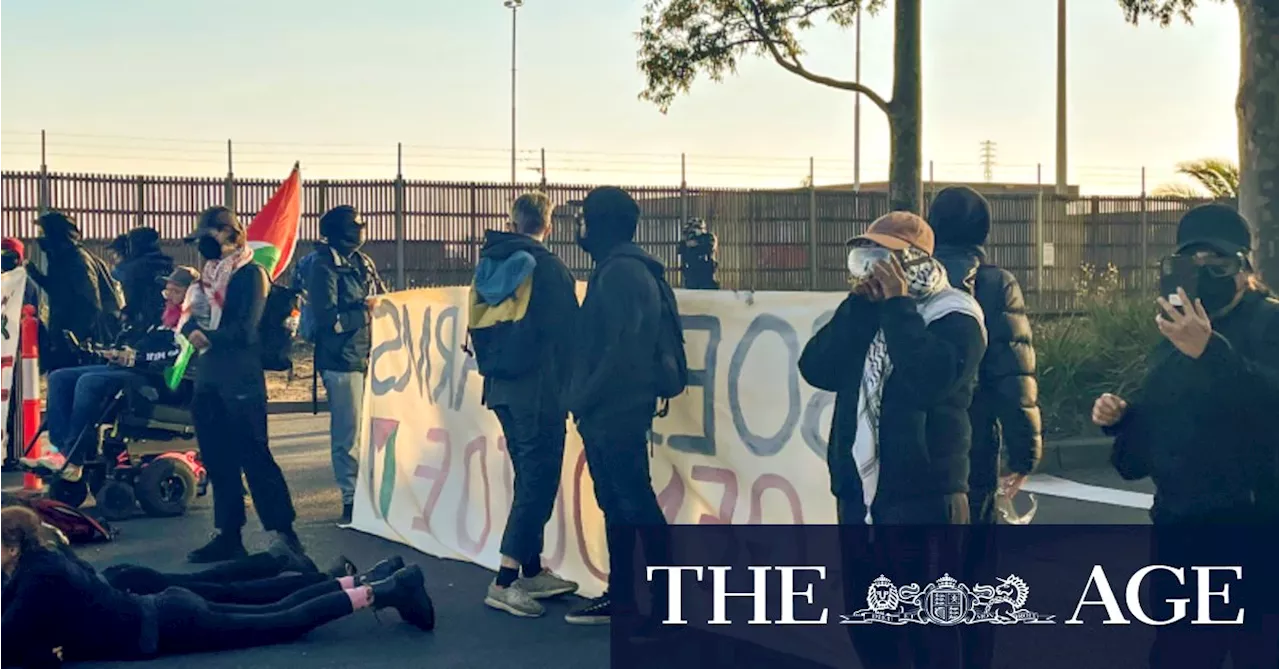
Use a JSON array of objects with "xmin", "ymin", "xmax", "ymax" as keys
[{"xmin": 1033, "ymin": 263, "xmax": 1162, "ymax": 439}]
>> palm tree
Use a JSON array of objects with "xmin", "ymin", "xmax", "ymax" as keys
[{"xmin": 1153, "ymin": 158, "xmax": 1239, "ymax": 199}]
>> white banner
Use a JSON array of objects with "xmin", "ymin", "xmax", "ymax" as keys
[
  {"xmin": 1, "ymin": 268, "xmax": 28, "ymax": 451},
  {"xmin": 350, "ymin": 285, "xmax": 846, "ymax": 598}
]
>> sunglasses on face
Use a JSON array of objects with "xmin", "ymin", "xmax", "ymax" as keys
[{"xmin": 1161, "ymin": 251, "xmax": 1244, "ymax": 279}]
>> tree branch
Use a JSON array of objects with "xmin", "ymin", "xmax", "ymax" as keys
[{"xmin": 739, "ymin": 2, "xmax": 892, "ymax": 114}]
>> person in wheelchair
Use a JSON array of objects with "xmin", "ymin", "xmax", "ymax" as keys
[{"xmin": 21, "ymin": 267, "xmax": 202, "ymax": 483}]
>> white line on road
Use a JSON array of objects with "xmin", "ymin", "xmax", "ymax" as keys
[{"xmin": 1023, "ymin": 474, "xmax": 1154, "ymax": 510}]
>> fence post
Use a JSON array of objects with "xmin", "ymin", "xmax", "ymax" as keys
[
  {"xmin": 1139, "ymin": 166, "xmax": 1148, "ymax": 292},
  {"xmin": 809, "ymin": 157, "xmax": 818, "ymax": 290},
  {"xmin": 37, "ymin": 130, "xmax": 50, "ymax": 216},
  {"xmin": 223, "ymin": 139, "xmax": 236, "ymax": 211},
  {"xmin": 1035, "ymin": 164, "xmax": 1045, "ymax": 310},
  {"xmin": 539, "ymin": 148, "xmax": 547, "ymax": 190},
  {"xmin": 135, "ymin": 175, "xmax": 145, "ymax": 227},
  {"xmin": 394, "ymin": 143, "xmax": 407, "ymax": 291},
  {"xmin": 679, "ymin": 153, "xmax": 688, "ymax": 225}
]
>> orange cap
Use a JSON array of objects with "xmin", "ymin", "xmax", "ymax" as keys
[{"xmin": 847, "ymin": 211, "xmax": 935, "ymax": 255}]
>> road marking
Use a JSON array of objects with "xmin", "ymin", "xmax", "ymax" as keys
[{"xmin": 1023, "ymin": 474, "xmax": 1153, "ymax": 510}]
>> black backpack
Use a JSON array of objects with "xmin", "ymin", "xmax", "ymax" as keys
[
  {"xmin": 261, "ymin": 282, "xmax": 302, "ymax": 372},
  {"xmin": 652, "ymin": 273, "xmax": 689, "ymax": 415}
]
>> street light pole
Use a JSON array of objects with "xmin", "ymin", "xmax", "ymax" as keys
[
  {"xmin": 853, "ymin": 7, "xmax": 862, "ymax": 192},
  {"xmin": 1055, "ymin": 0, "xmax": 1067, "ymax": 195},
  {"xmin": 505, "ymin": 0, "xmax": 523, "ymax": 186}
]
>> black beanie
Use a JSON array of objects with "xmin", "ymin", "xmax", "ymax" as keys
[
  {"xmin": 582, "ymin": 186, "xmax": 640, "ymax": 249},
  {"xmin": 928, "ymin": 186, "xmax": 991, "ymax": 246},
  {"xmin": 319, "ymin": 205, "xmax": 364, "ymax": 241}
]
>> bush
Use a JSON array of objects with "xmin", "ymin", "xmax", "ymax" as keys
[{"xmin": 1034, "ymin": 263, "xmax": 1161, "ymax": 439}]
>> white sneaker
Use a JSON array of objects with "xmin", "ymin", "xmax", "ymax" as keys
[{"xmin": 484, "ymin": 581, "xmax": 545, "ymax": 618}]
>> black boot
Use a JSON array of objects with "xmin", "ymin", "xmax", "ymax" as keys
[
  {"xmin": 370, "ymin": 565, "xmax": 435, "ymax": 631},
  {"xmin": 326, "ymin": 555, "xmax": 359, "ymax": 579},
  {"xmin": 187, "ymin": 532, "xmax": 247, "ymax": 564},
  {"xmin": 267, "ymin": 531, "xmax": 317, "ymax": 574},
  {"xmin": 357, "ymin": 557, "xmax": 406, "ymax": 587}
]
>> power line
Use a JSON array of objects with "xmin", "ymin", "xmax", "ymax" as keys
[{"xmin": 979, "ymin": 141, "xmax": 997, "ymax": 183}]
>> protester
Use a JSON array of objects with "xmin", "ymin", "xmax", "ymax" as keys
[
  {"xmin": 108, "ymin": 234, "xmax": 130, "ymax": 269},
  {"xmin": 1, "ymin": 238, "xmax": 40, "ymax": 310},
  {"xmin": 1, "ymin": 506, "xmax": 434, "ymax": 667},
  {"xmin": 469, "ymin": 193, "xmax": 580, "ymax": 618},
  {"xmin": 25, "ymin": 211, "xmax": 119, "ymax": 371},
  {"xmin": 928, "ymin": 187, "xmax": 1042, "ymax": 521},
  {"xmin": 160, "ymin": 266, "xmax": 202, "ymax": 329},
  {"xmin": 115, "ymin": 227, "xmax": 174, "ymax": 332},
  {"xmin": 305, "ymin": 206, "xmax": 385, "ymax": 524},
  {"xmin": 800, "ymin": 212, "xmax": 986, "ymax": 669},
  {"xmin": 563, "ymin": 186, "xmax": 674, "ymax": 625},
  {"xmin": 19, "ymin": 266, "xmax": 197, "ymax": 481},
  {"xmin": 181, "ymin": 206, "xmax": 303, "ymax": 564}
]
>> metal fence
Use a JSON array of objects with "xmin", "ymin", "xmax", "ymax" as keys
[{"xmin": 1, "ymin": 170, "xmax": 1210, "ymax": 312}]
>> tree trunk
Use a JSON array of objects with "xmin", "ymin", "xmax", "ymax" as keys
[
  {"xmin": 1236, "ymin": 0, "xmax": 1278, "ymax": 287},
  {"xmin": 887, "ymin": 0, "xmax": 923, "ymax": 214}
]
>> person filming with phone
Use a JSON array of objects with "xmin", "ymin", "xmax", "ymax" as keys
[{"xmin": 1092, "ymin": 204, "xmax": 1277, "ymax": 669}]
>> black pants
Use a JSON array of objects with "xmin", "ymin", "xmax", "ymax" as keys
[
  {"xmin": 579, "ymin": 406, "xmax": 669, "ymax": 608},
  {"xmin": 192, "ymin": 385, "xmax": 296, "ymax": 533},
  {"xmin": 494, "ymin": 405, "xmax": 566, "ymax": 566},
  {"xmin": 961, "ymin": 489, "xmax": 996, "ymax": 669},
  {"xmin": 837, "ymin": 494, "xmax": 968, "ymax": 669},
  {"xmin": 153, "ymin": 586, "xmax": 353, "ymax": 655},
  {"xmin": 104, "ymin": 553, "xmax": 330, "ymax": 604}
]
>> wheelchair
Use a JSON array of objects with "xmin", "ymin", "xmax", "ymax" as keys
[{"xmin": 24, "ymin": 339, "xmax": 209, "ymax": 521}]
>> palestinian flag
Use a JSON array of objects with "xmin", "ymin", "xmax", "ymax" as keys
[{"xmin": 247, "ymin": 162, "xmax": 302, "ymax": 280}]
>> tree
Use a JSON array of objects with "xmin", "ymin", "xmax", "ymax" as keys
[
  {"xmin": 637, "ymin": 0, "xmax": 925, "ymax": 213},
  {"xmin": 1153, "ymin": 158, "xmax": 1240, "ymax": 199},
  {"xmin": 1120, "ymin": 0, "xmax": 1278, "ymax": 286}
]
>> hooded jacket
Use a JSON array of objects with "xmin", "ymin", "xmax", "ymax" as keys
[
  {"xmin": 474, "ymin": 230, "xmax": 578, "ymax": 414},
  {"xmin": 565, "ymin": 242, "xmax": 666, "ymax": 424},
  {"xmin": 306, "ymin": 242, "xmax": 383, "ymax": 373},
  {"xmin": 929, "ymin": 186, "xmax": 1042, "ymax": 510},
  {"xmin": 1107, "ymin": 290, "xmax": 1278, "ymax": 524},
  {"xmin": 799, "ymin": 292, "xmax": 986, "ymax": 514},
  {"xmin": 116, "ymin": 228, "xmax": 174, "ymax": 333},
  {"xmin": 28, "ymin": 213, "xmax": 115, "ymax": 369}
]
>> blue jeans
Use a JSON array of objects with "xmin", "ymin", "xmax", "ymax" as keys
[
  {"xmin": 46, "ymin": 365, "xmax": 135, "ymax": 464},
  {"xmin": 321, "ymin": 370, "xmax": 364, "ymax": 506}
]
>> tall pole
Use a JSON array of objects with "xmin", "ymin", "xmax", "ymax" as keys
[
  {"xmin": 853, "ymin": 7, "xmax": 862, "ymax": 192},
  {"xmin": 506, "ymin": 0, "xmax": 523, "ymax": 186},
  {"xmin": 1055, "ymin": 0, "xmax": 1067, "ymax": 195}
]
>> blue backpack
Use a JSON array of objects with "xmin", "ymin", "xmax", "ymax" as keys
[{"xmin": 292, "ymin": 251, "xmax": 320, "ymax": 343}]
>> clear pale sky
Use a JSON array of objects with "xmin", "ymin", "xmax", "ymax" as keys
[{"xmin": 0, "ymin": 0, "xmax": 1241, "ymax": 194}]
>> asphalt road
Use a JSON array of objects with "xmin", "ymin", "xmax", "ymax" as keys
[{"xmin": 5, "ymin": 414, "xmax": 1154, "ymax": 669}]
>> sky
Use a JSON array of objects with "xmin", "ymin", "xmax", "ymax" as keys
[{"xmin": 0, "ymin": 0, "xmax": 1242, "ymax": 194}]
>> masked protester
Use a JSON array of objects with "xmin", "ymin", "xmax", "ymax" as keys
[
  {"xmin": 678, "ymin": 218, "xmax": 720, "ymax": 290},
  {"xmin": 1093, "ymin": 204, "xmax": 1277, "ymax": 669},
  {"xmin": 26, "ymin": 211, "xmax": 119, "ymax": 371},
  {"xmin": 563, "ymin": 186, "xmax": 675, "ymax": 626},
  {"xmin": 305, "ymin": 206, "xmax": 385, "ymax": 524},
  {"xmin": 115, "ymin": 227, "xmax": 174, "ymax": 333},
  {"xmin": 801, "ymin": 212, "xmax": 986, "ymax": 669},
  {"xmin": 181, "ymin": 207, "xmax": 305, "ymax": 566},
  {"xmin": 469, "ymin": 193, "xmax": 580, "ymax": 618}
]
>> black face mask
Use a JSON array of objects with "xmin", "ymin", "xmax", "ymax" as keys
[
  {"xmin": 1197, "ymin": 268, "xmax": 1241, "ymax": 314},
  {"xmin": 331, "ymin": 227, "xmax": 365, "ymax": 253},
  {"xmin": 575, "ymin": 225, "xmax": 594, "ymax": 255},
  {"xmin": 1, "ymin": 252, "xmax": 18, "ymax": 273},
  {"xmin": 197, "ymin": 236, "xmax": 224, "ymax": 261}
]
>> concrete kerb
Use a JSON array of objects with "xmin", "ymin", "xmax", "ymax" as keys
[{"xmin": 263, "ymin": 401, "xmax": 1115, "ymax": 473}]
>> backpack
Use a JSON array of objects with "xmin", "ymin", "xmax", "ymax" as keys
[
  {"xmin": 292, "ymin": 250, "xmax": 320, "ymax": 343},
  {"xmin": 466, "ymin": 252, "xmax": 541, "ymax": 380},
  {"xmin": 652, "ymin": 273, "xmax": 689, "ymax": 413},
  {"xmin": 20, "ymin": 497, "xmax": 115, "ymax": 544},
  {"xmin": 261, "ymin": 282, "xmax": 302, "ymax": 372}
]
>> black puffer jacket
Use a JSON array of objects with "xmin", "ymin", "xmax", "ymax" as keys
[
  {"xmin": 28, "ymin": 212, "xmax": 115, "ymax": 370},
  {"xmin": 116, "ymin": 228, "xmax": 174, "ymax": 333},
  {"xmin": 936, "ymin": 244, "xmax": 1043, "ymax": 487}
]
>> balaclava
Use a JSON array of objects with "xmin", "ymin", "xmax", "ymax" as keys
[
  {"xmin": 126, "ymin": 227, "xmax": 162, "ymax": 258},
  {"xmin": 929, "ymin": 186, "xmax": 991, "ymax": 247},
  {"xmin": 37, "ymin": 211, "xmax": 82, "ymax": 251},
  {"xmin": 578, "ymin": 186, "xmax": 639, "ymax": 260},
  {"xmin": 319, "ymin": 205, "xmax": 366, "ymax": 255}
]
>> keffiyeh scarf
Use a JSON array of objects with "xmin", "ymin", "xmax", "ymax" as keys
[
  {"xmin": 177, "ymin": 245, "xmax": 253, "ymax": 334},
  {"xmin": 851, "ymin": 248, "xmax": 987, "ymax": 521}
]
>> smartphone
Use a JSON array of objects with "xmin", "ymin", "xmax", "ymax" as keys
[{"xmin": 1158, "ymin": 255, "xmax": 1200, "ymax": 314}]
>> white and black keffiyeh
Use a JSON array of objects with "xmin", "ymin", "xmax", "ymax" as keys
[{"xmin": 850, "ymin": 248, "xmax": 985, "ymax": 521}]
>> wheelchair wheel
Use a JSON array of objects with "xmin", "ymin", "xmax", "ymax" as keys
[
  {"xmin": 48, "ymin": 479, "xmax": 89, "ymax": 508},
  {"xmin": 136, "ymin": 458, "xmax": 196, "ymax": 517},
  {"xmin": 96, "ymin": 480, "xmax": 137, "ymax": 521}
]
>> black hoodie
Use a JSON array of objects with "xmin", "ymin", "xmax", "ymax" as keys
[
  {"xmin": 566, "ymin": 242, "xmax": 666, "ymax": 424},
  {"xmin": 116, "ymin": 228, "xmax": 174, "ymax": 333},
  {"xmin": 476, "ymin": 230, "xmax": 578, "ymax": 414},
  {"xmin": 929, "ymin": 187, "xmax": 1042, "ymax": 507},
  {"xmin": 28, "ymin": 212, "xmax": 113, "ymax": 369}
]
